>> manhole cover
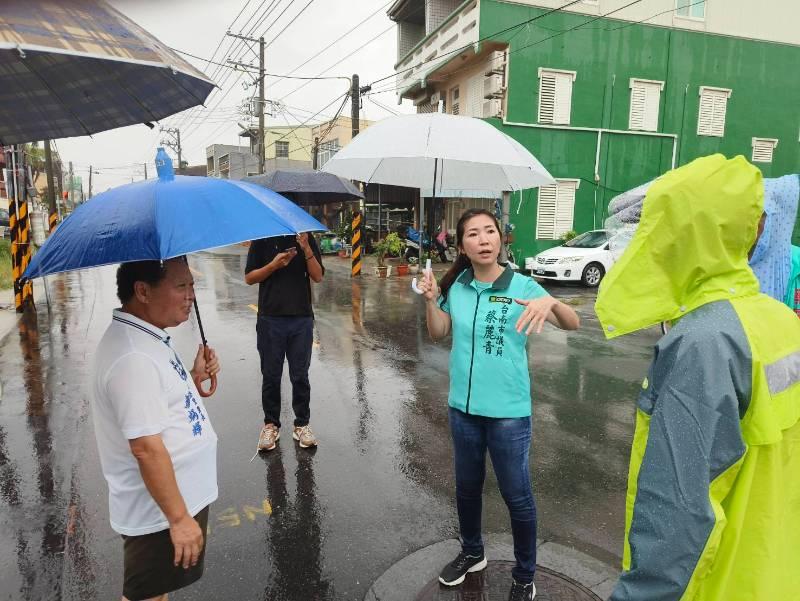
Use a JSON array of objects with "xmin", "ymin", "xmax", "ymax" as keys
[{"xmin": 416, "ymin": 561, "xmax": 603, "ymax": 601}]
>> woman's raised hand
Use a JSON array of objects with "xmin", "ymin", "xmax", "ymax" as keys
[{"xmin": 417, "ymin": 268, "xmax": 440, "ymax": 302}]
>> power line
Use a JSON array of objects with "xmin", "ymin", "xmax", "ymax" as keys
[
  {"xmin": 202, "ymin": 0, "xmax": 256, "ymax": 74},
  {"xmin": 181, "ymin": 0, "xmax": 393, "ymax": 145},
  {"xmin": 271, "ymin": 0, "xmax": 393, "ymax": 83},
  {"xmin": 368, "ymin": 96, "xmax": 399, "ymax": 116},
  {"xmin": 277, "ymin": 25, "xmax": 391, "ymax": 103},
  {"xmin": 264, "ymin": 0, "xmax": 323, "ymax": 48},
  {"xmin": 257, "ymin": 0, "xmax": 299, "ymax": 40},
  {"xmin": 168, "ymin": 0, "xmax": 273, "ymax": 132},
  {"xmin": 170, "ymin": 47, "xmax": 352, "ymax": 81},
  {"xmin": 264, "ymin": 89, "xmax": 350, "ymax": 155},
  {"xmin": 173, "ymin": 0, "xmax": 284, "ymax": 136}
]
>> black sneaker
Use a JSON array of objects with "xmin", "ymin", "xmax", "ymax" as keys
[
  {"xmin": 438, "ymin": 551, "xmax": 488, "ymax": 586},
  {"xmin": 508, "ymin": 579, "xmax": 536, "ymax": 601}
]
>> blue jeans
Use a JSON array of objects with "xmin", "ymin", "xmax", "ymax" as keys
[
  {"xmin": 256, "ymin": 316, "xmax": 313, "ymax": 428},
  {"xmin": 449, "ymin": 407, "xmax": 537, "ymax": 584}
]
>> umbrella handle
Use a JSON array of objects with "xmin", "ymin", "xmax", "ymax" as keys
[
  {"xmin": 411, "ymin": 259, "xmax": 432, "ymax": 295},
  {"xmin": 194, "ymin": 345, "xmax": 218, "ymax": 398}
]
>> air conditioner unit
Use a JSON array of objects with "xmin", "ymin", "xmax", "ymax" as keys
[
  {"xmin": 430, "ymin": 91, "xmax": 441, "ymax": 105},
  {"xmin": 482, "ymin": 99, "xmax": 502, "ymax": 118},
  {"xmin": 485, "ymin": 50, "xmax": 506, "ymax": 76},
  {"xmin": 484, "ymin": 74, "xmax": 505, "ymax": 99}
]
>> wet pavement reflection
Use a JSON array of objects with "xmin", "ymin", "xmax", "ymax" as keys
[{"xmin": 0, "ymin": 247, "xmax": 657, "ymax": 599}]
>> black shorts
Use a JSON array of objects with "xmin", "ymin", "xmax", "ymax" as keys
[{"xmin": 121, "ymin": 506, "xmax": 210, "ymax": 601}]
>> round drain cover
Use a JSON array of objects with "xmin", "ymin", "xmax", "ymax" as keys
[{"xmin": 416, "ymin": 561, "xmax": 603, "ymax": 601}]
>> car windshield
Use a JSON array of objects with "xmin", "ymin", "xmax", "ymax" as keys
[{"xmin": 564, "ymin": 231, "xmax": 608, "ymax": 248}]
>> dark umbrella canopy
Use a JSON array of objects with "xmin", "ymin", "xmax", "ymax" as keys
[
  {"xmin": 243, "ymin": 169, "xmax": 364, "ymax": 206},
  {"xmin": 0, "ymin": 0, "xmax": 214, "ymax": 144}
]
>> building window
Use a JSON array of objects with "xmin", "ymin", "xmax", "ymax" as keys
[
  {"xmin": 318, "ymin": 139, "xmax": 340, "ymax": 168},
  {"xmin": 629, "ymin": 79, "xmax": 664, "ymax": 132},
  {"xmin": 676, "ymin": 0, "xmax": 705, "ymax": 19},
  {"xmin": 536, "ymin": 179, "xmax": 579, "ymax": 240},
  {"xmin": 275, "ymin": 140, "xmax": 290, "ymax": 159},
  {"xmin": 450, "ymin": 86, "xmax": 460, "ymax": 115},
  {"xmin": 467, "ymin": 75, "xmax": 485, "ymax": 118},
  {"xmin": 752, "ymin": 138, "xmax": 778, "ymax": 163},
  {"xmin": 697, "ymin": 86, "xmax": 732, "ymax": 137},
  {"xmin": 538, "ymin": 68, "xmax": 577, "ymax": 125}
]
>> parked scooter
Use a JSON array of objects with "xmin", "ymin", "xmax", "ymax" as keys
[
  {"xmin": 403, "ymin": 226, "xmax": 432, "ymax": 262},
  {"xmin": 403, "ymin": 226, "xmax": 456, "ymax": 262}
]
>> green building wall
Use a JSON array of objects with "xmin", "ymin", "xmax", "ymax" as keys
[{"xmin": 478, "ymin": 0, "xmax": 800, "ymax": 260}]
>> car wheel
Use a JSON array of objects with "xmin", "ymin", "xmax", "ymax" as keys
[{"xmin": 581, "ymin": 262, "xmax": 605, "ymax": 287}]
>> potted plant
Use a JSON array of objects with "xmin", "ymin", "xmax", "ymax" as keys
[
  {"xmin": 334, "ymin": 218, "xmax": 353, "ymax": 258},
  {"xmin": 407, "ymin": 255, "xmax": 419, "ymax": 275},
  {"xmin": 396, "ymin": 242, "xmax": 410, "ymax": 276},
  {"xmin": 373, "ymin": 232, "xmax": 404, "ymax": 278}
]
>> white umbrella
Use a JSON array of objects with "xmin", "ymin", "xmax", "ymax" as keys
[
  {"xmin": 322, "ymin": 113, "xmax": 554, "ymax": 192},
  {"xmin": 322, "ymin": 113, "xmax": 555, "ymax": 267}
]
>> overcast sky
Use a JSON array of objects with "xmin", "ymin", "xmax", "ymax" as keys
[{"xmin": 56, "ymin": 0, "xmax": 413, "ymax": 193}]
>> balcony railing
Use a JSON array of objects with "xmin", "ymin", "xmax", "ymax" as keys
[{"xmin": 395, "ymin": 0, "xmax": 478, "ymax": 97}]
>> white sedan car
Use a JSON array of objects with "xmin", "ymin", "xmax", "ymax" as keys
[{"xmin": 529, "ymin": 230, "xmax": 615, "ymax": 287}]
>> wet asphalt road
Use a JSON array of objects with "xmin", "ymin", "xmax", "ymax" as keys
[{"xmin": 0, "ymin": 247, "xmax": 660, "ymax": 600}]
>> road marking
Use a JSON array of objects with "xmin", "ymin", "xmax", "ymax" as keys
[
  {"xmin": 248, "ymin": 304, "xmax": 258, "ymax": 312},
  {"xmin": 206, "ymin": 499, "xmax": 273, "ymax": 536}
]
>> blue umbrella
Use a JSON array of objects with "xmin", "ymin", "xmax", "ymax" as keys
[
  {"xmin": 25, "ymin": 149, "xmax": 325, "ymax": 278},
  {"xmin": 24, "ymin": 148, "xmax": 326, "ymax": 396}
]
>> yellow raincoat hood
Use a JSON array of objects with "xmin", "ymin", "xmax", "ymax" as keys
[{"xmin": 596, "ymin": 155, "xmax": 763, "ymax": 339}]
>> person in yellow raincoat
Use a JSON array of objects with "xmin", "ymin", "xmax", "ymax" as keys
[{"xmin": 596, "ymin": 154, "xmax": 800, "ymax": 601}]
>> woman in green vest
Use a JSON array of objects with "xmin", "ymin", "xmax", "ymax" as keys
[
  {"xmin": 596, "ymin": 155, "xmax": 800, "ymax": 601},
  {"xmin": 416, "ymin": 208, "xmax": 579, "ymax": 601}
]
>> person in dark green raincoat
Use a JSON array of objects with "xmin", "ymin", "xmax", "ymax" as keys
[{"xmin": 596, "ymin": 155, "xmax": 800, "ymax": 601}]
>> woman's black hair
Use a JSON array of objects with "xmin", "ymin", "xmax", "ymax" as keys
[
  {"xmin": 438, "ymin": 208, "xmax": 502, "ymax": 302},
  {"xmin": 116, "ymin": 260, "xmax": 167, "ymax": 303}
]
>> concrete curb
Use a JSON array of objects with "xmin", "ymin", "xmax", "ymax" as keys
[
  {"xmin": 364, "ymin": 535, "xmax": 618, "ymax": 601},
  {"xmin": 0, "ymin": 288, "xmax": 18, "ymax": 344}
]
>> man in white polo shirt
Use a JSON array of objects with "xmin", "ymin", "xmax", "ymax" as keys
[{"xmin": 92, "ymin": 258, "xmax": 220, "ymax": 601}]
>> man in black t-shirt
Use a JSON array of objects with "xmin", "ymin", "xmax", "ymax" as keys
[{"xmin": 245, "ymin": 232, "xmax": 324, "ymax": 451}]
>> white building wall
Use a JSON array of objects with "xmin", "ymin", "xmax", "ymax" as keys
[{"xmin": 500, "ymin": 0, "xmax": 800, "ymax": 47}]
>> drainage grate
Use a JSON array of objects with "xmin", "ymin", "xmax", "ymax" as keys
[{"xmin": 416, "ymin": 561, "xmax": 604, "ymax": 601}]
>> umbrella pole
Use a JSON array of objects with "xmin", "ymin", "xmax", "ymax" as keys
[
  {"xmin": 191, "ymin": 281, "xmax": 218, "ymax": 398},
  {"xmin": 424, "ymin": 158, "xmax": 438, "ymax": 264}
]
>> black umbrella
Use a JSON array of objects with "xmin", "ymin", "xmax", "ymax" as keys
[
  {"xmin": 242, "ymin": 170, "xmax": 364, "ymax": 206},
  {"xmin": 0, "ymin": 0, "xmax": 214, "ymax": 144}
]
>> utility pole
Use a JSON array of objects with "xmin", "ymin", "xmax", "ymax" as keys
[
  {"xmin": 144, "ymin": 162, "xmax": 148, "ymax": 180},
  {"xmin": 312, "ymin": 136, "xmax": 319, "ymax": 170},
  {"xmin": 88, "ymin": 166, "xmax": 93, "ymax": 199},
  {"xmin": 351, "ymin": 74, "xmax": 360, "ymax": 139},
  {"xmin": 226, "ymin": 31, "xmax": 266, "ymax": 174},
  {"xmin": 160, "ymin": 127, "xmax": 182, "ymax": 173},
  {"xmin": 43, "ymin": 140, "xmax": 57, "ymax": 233},
  {"xmin": 258, "ymin": 36, "xmax": 265, "ymax": 174},
  {"xmin": 68, "ymin": 161, "xmax": 73, "ymax": 209}
]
